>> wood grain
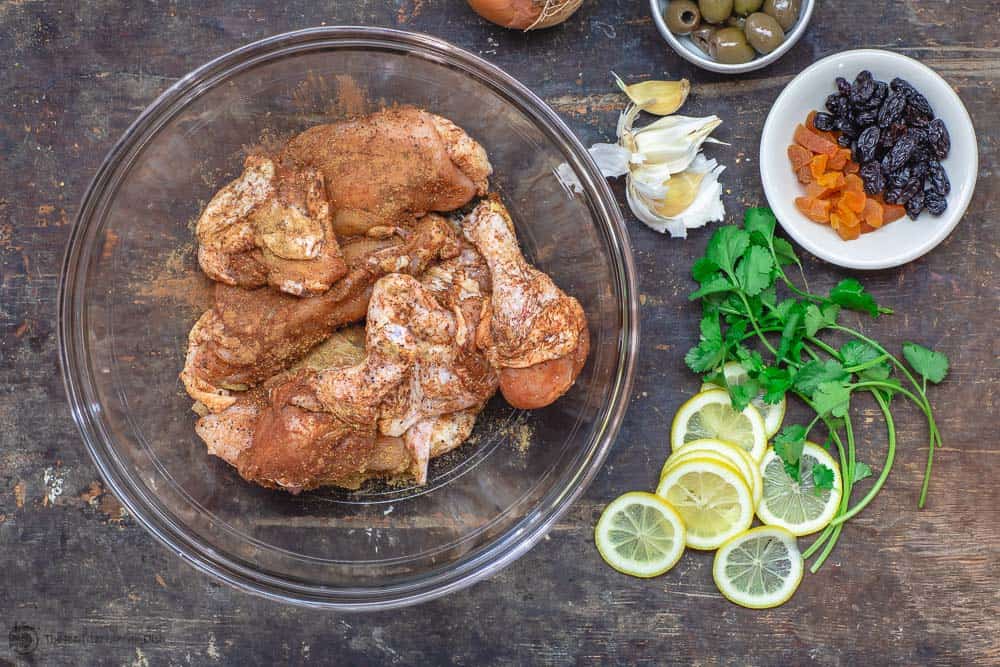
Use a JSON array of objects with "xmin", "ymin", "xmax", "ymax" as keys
[{"xmin": 0, "ymin": 0, "xmax": 997, "ymax": 664}]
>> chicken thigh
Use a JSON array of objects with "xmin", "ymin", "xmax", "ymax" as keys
[{"xmin": 282, "ymin": 107, "xmax": 492, "ymax": 236}]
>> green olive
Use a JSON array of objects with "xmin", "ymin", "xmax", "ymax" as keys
[
  {"xmin": 698, "ymin": 0, "xmax": 734, "ymax": 25},
  {"xmin": 726, "ymin": 14, "xmax": 746, "ymax": 30},
  {"xmin": 733, "ymin": 0, "xmax": 763, "ymax": 16},
  {"xmin": 763, "ymin": 0, "xmax": 800, "ymax": 31},
  {"xmin": 665, "ymin": 0, "xmax": 702, "ymax": 35},
  {"xmin": 709, "ymin": 26, "xmax": 756, "ymax": 64},
  {"xmin": 691, "ymin": 25, "xmax": 716, "ymax": 54},
  {"xmin": 744, "ymin": 12, "xmax": 785, "ymax": 54}
]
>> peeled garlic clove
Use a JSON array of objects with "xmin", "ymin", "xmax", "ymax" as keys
[
  {"xmin": 654, "ymin": 171, "xmax": 706, "ymax": 217},
  {"xmin": 613, "ymin": 73, "xmax": 691, "ymax": 116},
  {"xmin": 627, "ymin": 153, "xmax": 725, "ymax": 238}
]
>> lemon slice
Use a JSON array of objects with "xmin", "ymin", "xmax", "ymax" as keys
[
  {"xmin": 656, "ymin": 457, "xmax": 754, "ymax": 550},
  {"xmin": 701, "ymin": 362, "xmax": 786, "ymax": 438},
  {"xmin": 668, "ymin": 438, "xmax": 762, "ymax": 509},
  {"xmin": 713, "ymin": 526, "xmax": 803, "ymax": 609},
  {"xmin": 671, "ymin": 389, "xmax": 768, "ymax": 462},
  {"xmin": 756, "ymin": 443, "xmax": 843, "ymax": 536},
  {"xmin": 595, "ymin": 492, "xmax": 686, "ymax": 578}
]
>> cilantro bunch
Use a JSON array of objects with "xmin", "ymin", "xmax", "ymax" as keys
[{"xmin": 686, "ymin": 208, "xmax": 949, "ymax": 572}]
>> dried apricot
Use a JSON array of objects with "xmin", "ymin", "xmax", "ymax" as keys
[
  {"xmin": 794, "ymin": 124, "xmax": 838, "ymax": 157},
  {"xmin": 809, "ymin": 154, "xmax": 829, "ymax": 179},
  {"xmin": 844, "ymin": 160, "xmax": 860, "ymax": 174},
  {"xmin": 817, "ymin": 172, "xmax": 846, "ymax": 190},
  {"xmin": 844, "ymin": 174, "xmax": 864, "ymax": 194},
  {"xmin": 828, "ymin": 148, "xmax": 851, "ymax": 171},
  {"xmin": 862, "ymin": 198, "xmax": 884, "ymax": 228},
  {"xmin": 796, "ymin": 164, "xmax": 814, "ymax": 184},
  {"xmin": 788, "ymin": 144, "xmax": 813, "ymax": 170},
  {"xmin": 840, "ymin": 190, "xmax": 866, "ymax": 214}
]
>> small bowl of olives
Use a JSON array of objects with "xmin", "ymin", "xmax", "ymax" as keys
[{"xmin": 650, "ymin": 0, "xmax": 814, "ymax": 73}]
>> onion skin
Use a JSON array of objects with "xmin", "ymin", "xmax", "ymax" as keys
[{"xmin": 467, "ymin": 0, "xmax": 584, "ymax": 30}]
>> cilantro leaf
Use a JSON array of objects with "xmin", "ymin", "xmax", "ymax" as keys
[
  {"xmin": 744, "ymin": 207, "xmax": 777, "ymax": 247},
  {"xmin": 902, "ymin": 342, "xmax": 949, "ymax": 384},
  {"xmin": 692, "ymin": 257, "xmax": 720, "ymax": 284},
  {"xmin": 689, "ymin": 275, "xmax": 734, "ymax": 300},
  {"xmin": 852, "ymin": 461, "xmax": 873, "ymax": 483},
  {"xmin": 759, "ymin": 285, "xmax": 777, "ymax": 309},
  {"xmin": 685, "ymin": 314, "xmax": 725, "ymax": 373},
  {"xmin": 793, "ymin": 360, "xmax": 849, "ymax": 394},
  {"xmin": 760, "ymin": 366, "xmax": 792, "ymax": 404},
  {"xmin": 774, "ymin": 424, "xmax": 807, "ymax": 482},
  {"xmin": 772, "ymin": 237, "xmax": 800, "ymax": 267},
  {"xmin": 705, "ymin": 226, "xmax": 750, "ymax": 275},
  {"xmin": 841, "ymin": 340, "xmax": 891, "ymax": 381},
  {"xmin": 734, "ymin": 348, "xmax": 764, "ymax": 376},
  {"xmin": 812, "ymin": 464, "xmax": 835, "ymax": 492},
  {"xmin": 735, "ymin": 245, "xmax": 775, "ymax": 297},
  {"xmin": 804, "ymin": 303, "xmax": 841, "ymax": 337},
  {"xmin": 729, "ymin": 380, "xmax": 759, "ymax": 412},
  {"xmin": 812, "ymin": 381, "xmax": 852, "ymax": 417},
  {"xmin": 829, "ymin": 278, "xmax": 880, "ymax": 317}
]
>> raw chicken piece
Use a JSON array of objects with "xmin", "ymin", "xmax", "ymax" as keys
[
  {"xmin": 181, "ymin": 214, "xmax": 460, "ymax": 412},
  {"xmin": 196, "ymin": 155, "xmax": 347, "ymax": 296},
  {"xmin": 282, "ymin": 107, "xmax": 491, "ymax": 236},
  {"xmin": 462, "ymin": 197, "xmax": 590, "ymax": 409},
  {"xmin": 199, "ymin": 272, "xmax": 495, "ymax": 491}
]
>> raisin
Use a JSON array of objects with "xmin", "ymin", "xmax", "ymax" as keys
[
  {"xmin": 882, "ymin": 134, "xmax": 916, "ymax": 173},
  {"xmin": 889, "ymin": 167, "xmax": 911, "ymax": 190},
  {"xmin": 890, "ymin": 77, "xmax": 917, "ymax": 97},
  {"xmin": 873, "ymin": 81, "xmax": 888, "ymax": 103},
  {"xmin": 907, "ymin": 127, "xmax": 929, "ymax": 145},
  {"xmin": 909, "ymin": 92, "xmax": 934, "ymax": 117},
  {"xmin": 813, "ymin": 112, "xmax": 836, "ymax": 132},
  {"xmin": 878, "ymin": 92, "xmax": 906, "ymax": 128},
  {"xmin": 856, "ymin": 126, "xmax": 881, "ymax": 163},
  {"xmin": 884, "ymin": 188, "xmax": 905, "ymax": 205},
  {"xmin": 826, "ymin": 93, "xmax": 847, "ymax": 115},
  {"xmin": 927, "ymin": 118, "xmax": 950, "ymax": 158},
  {"xmin": 850, "ymin": 71, "xmax": 875, "ymax": 103},
  {"xmin": 880, "ymin": 122, "xmax": 908, "ymax": 148},
  {"xmin": 925, "ymin": 192, "xmax": 947, "ymax": 215},
  {"xmin": 854, "ymin": 109, "xmax": 878, "ymax": 127},
  {"xmin": 904, "ymin": 105, "xmax": 930, "ymax": 127},
  {"xmin": 909, "ymin": 160, "xmax": 929, "ymax": 180},
  {"xmin": 836, "ymin": 77, "xmax": 852, "ymax": 96},
  {"xmin": 900, "ymin": 177, "xmax": 923, "ymax": 203},
  {"xmin": 860, "ymin": 162, "xmax": 884, "ymax": 194},
  {"xmin": 837, "ymin": 134, "xmax": 852, "ymax": 148},
  {"xmin": 927, "ymin": 160, "xmax": 950, "ymax": 195},
  {"xmin": 905, "ymin": 191, "xmax": 925, "ymax": 219}
]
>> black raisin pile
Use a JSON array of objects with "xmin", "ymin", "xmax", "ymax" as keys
[{"xmin": 813, "ymin": 71, "xmax": 951, "ymax": 219}]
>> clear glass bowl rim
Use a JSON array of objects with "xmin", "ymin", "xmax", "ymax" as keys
[{"xmin": 58, "ymin": 26, "xmax": 639, "ymax": 610}]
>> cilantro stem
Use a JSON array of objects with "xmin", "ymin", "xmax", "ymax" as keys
[
  {"xmin": 830, "ymin": 391, "xmax": 896, "ymax": 526},
  {"xmin": 809, "ymin": 415, "xmax": 857, "ymax": 572},
  {"xmin": 801, "ymin": 426, "xmax": 847, "ymax": 562},
  {"xmin": 736, "ymin": 293, "xmax": 779, "ymax": 357}
]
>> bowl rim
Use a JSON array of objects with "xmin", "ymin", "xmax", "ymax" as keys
[
  {"xmin": 649, "ymin": 0, "xmax": 815, "ymax": 74},
  {"xmin": 759, "ymin": 48, "xmax": 978, "ymax": 270},
  {"xmin": 57, "ymin": 26, "xmax": 639, "ymax": 610}
]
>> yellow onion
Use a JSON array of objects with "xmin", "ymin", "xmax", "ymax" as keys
[{"xmin": 467, "ymin": 0, "xmax": 584, "ymax": 30}]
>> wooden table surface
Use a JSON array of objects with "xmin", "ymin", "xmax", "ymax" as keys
[{"xmin": 1, "ymin": 1, "xmax": 997, "ymax": 664}]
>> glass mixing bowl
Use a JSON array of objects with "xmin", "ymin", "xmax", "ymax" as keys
[{"xmin": 59, "ymin": 27, "xmax": 637, "ymax": 609}]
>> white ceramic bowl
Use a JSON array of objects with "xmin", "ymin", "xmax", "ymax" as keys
[
  {"xmin": 760, "ymin": 49, "xmax": 978, "ymax": 270},
  {"xmin": 650, "ymin": 0, "xmax": 814, "ymax": 74}
]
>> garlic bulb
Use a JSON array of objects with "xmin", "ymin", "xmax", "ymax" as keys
[{"xmin": 557, "ymin": 75, "xmax": 727, "ymax": 237}]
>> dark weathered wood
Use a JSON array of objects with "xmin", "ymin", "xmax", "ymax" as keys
[{"xmin": 0, "ymin": 0, "xmax": 997, "ymax": 664}]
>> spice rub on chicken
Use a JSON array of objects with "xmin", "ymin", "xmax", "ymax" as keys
[{"xmin": 182, "ymin": 110, "xmax": 588, "ymax": 491}]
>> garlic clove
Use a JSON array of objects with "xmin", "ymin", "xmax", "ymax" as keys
[
  {"xmin": 627, "ymin": 154, "xmax": 726, "ymax": 238},
  {"xmin": 631, "ymin": 115, "xmax": 722, "ymax": 174},
  {"xmin": 613, "ymin": 73, "xmax": 691, "ymax": 116},
  {"xmin": 654, "ymin": 171, "xmax": 706, "ymax": 218}
]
